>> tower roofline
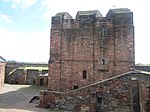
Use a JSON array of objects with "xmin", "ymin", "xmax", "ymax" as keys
[{"xmin": 106, "ymin": 8, "xmax": 132, "ymax": 17}]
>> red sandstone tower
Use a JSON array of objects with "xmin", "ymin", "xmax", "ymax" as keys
[{"xmin": 48, "ymin": 8, "xmax": 134, "ymax": 92}]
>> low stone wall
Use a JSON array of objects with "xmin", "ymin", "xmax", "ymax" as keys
[
  {"xmin": 5, "ymin": 62, "xmax": 48, "ymax": 83},
  {"xmin": 40, "ymin": 90, "xmax": 56, "ymax": 109},
  {"xmin": 40, "ymin": 72, "xmax": 135, "ymax": 112},
  {"xmin": 40, "ymin": 71, "xmax": 150, "ymax": 112},
  {"xmin": 7, "ymin": 69, "xmax": 26, "ymax": 84},
  {"xmin": 139, "ymin": 82, "xmax": 150, "ymax": 112}
]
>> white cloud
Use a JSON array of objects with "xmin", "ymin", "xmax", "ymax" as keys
[
  {"xmin": 40, "ymin": 0, "xmax": 135, "ymax": 20},
  {"xmin": 0, "ymin": 27, "xmax": 49, "ymax": 62},
  {"xmin": 0, "ymin": 13, "xmax": 13, "ymax": 23},
  {"xmin": 2, "ymin": 0, "xmax": 37, "ymax": 10},
  {"xmin": 12, "ymin": 0, "xmax": 37, "ymax": 10}
]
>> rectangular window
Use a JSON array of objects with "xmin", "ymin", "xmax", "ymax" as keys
[
  {"xmin": 102, "ymin": 59, "xmax": 105, "ymax": 65},
  {"xmin": 83, "ymin": 70, "xmax": 87, "ymax": 79},
  {"xmin": 33, "ymin": 80, "xmax": 35, "ymax": 84},
  {"xmin": 97, "ymin": 96, "xmax": 102, "ymax": 104},
  {"xmin": 74, "ymin": 86, "xmax": 79, "ymax": 90}
]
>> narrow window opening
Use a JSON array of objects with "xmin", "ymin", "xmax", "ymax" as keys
[
  {"xmin": 102, "ymin": 59, "xmax": 105, "ymax": 65},
  {"xmin": 74, "ymin": 86, "xmax": 78, "ymax": 90},
  {"xmin": 33, "ymin": 80, "xmax": 35, "ymax": 84},
  {"xmin": 47, "ymin": 78, "xmax": 48, "ymax": 84},
  {"xmin": 15, "ymin": 81, "xmax": 18, "ymax": 84},
  {"xmin": 48, "ymin": 59, "xmax": 51, "ymax": 64},
  {"xmin": 80, "ymin": 27, "xmax": 83, "ymax": 32},
  {"xmin": 40, "ymin": 78, "xmax": 44, "ymax": 86},
  {"xmin": 83, "ymin": 70, "xmax": 87, "ymax": 79},
  {"xmin": 66, "ymin": 19, "xmax": 69, "ymax": 23},
  {"xmin": 97, "ymin": 96, "xmax": 102, "ymax": 104}
]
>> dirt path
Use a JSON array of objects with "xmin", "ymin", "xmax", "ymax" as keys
[{"xmin": 0, "ymin": 84, "xmax": 50, "ymax": 112}]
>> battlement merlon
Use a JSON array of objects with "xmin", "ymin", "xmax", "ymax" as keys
[
  {"xmin": 51, "ymin": 8, "xmax": 133, "ymax": 29},
  {"xmin": 106, "ymin": 8, "xmax": 133, "ymax": 26},
  {"xmin": 51, "ymin": 12, "xmax": 73, "ymax": 29},
  {"xmin": 76, "ymin": 10, "xmax": 102, "ymax": 21},
  {"xmin": 51, "ymin": 10, "xmax": 103, "ymax": 29}
]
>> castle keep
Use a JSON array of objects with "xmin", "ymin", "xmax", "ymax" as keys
[
  {"xmin": 48, "ymin": 8, "xmax": 134, "ymax": 91},
  {"xmin": 40, "ymin": 8, "xmax": 150, "ymax": 111}
]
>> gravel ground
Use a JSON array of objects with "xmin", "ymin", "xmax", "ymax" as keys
[{"xmin": 0, "ymin": 84, "xmax": 51, "ymax": 112}]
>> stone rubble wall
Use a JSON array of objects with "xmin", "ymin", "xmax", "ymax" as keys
[{"xmin": 41, "ymin": 71, "xmax": 150, "ymax": 111}]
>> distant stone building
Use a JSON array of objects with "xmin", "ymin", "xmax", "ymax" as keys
[
  {"xmin": 135, "ymin": 65, "xmax": 150, "ymax": 72},
  {"xmin": 40, "ymin": 8, "xmax": 150, "ymax": 112},
  {"xmin": 5, "ymin": 62, "xmax": 48, "ymax": 85},
  {"xmin": 37, "ymin": 73, "xmax": 48, "ymax": 86},
  {"xmin": 0, "ymin": 56, "xmax": 6, "ymax": 90},
  {"xmin": 48, "ymin": 8, "xmax": 134, "ymax": 91}
]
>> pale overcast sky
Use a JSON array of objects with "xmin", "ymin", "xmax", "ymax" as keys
[{"xmin": 0, "ymin": 0, "xmax": 149, "ymax": 64}]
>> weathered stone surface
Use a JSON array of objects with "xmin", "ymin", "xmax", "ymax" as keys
[
  {"xmin": 40, "ymin": 8, "xmax": 150, "ymax": 112},
  {"xmin": 0, "ymin": 56, "xmax": 6, "ymax": 90},
  {"xmin": 0, "ymin": 63, "xmax": 5, "ymax": 89},
  {"xmin": 5, "ymin": 62, "xmax": 48, "ymax": 85},
  {"xmin": 139, "ymin": 81, "xmax": 150, "ymax": 112},
  {"xmin": 40, "ymin": 71, "xmax": 150, "ymax": 111},
  {"xmin": 48, "ymin": 8, "xmax": 134, "ymax": 92}
]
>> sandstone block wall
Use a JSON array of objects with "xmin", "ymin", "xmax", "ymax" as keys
[
  {"xmin": 139, "ymin": 81, "xmax": 150, "ymax": 112},
  {"xmin": 0, "ymin": 62, "xmax": 5, "ymax": 89},
  {"xmin": 41, "ymin": 71, "xmax": 150, "ymax": 111},
  {"xmin": 5, "ymin": 62, "xmax": 48, "ymax": 83},
  {"xmin": 8, "ymin": 69, "xmax": 26, "ymax": 84},
  {"xmin": 48, "ymin": 8, "xmax": 135, "ymax": 91}
]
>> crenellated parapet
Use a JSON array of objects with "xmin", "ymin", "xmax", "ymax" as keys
[{"xmin": 51, "ymin": 8, "xmax": 133, "ymax": 30}]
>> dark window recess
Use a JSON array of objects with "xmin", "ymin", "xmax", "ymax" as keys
[
  {"xmin": 83, "ymin": 70, "xmax": 87, "ymax": 79},
  {"xmin": 97, "ymin": 96, "xmax": 102, "ymax": 104},
  {"xmin": 74, "ymin": 86, "xmax": 79, "ymax": 90},
  {"xmin": 66, "ymin": 19, "xmax": 69, "ymax": 23},
  {"xmin": 48, "ymin": 59, "xmax": 51, "ymax": 64},
  {"xmin": 47, "ymin": 78, "xmax": 48, "ymax": 84},
  {"xmin": 15, "ymin": 81, "xmax": 18, "ymax": 84},
  {"xmin": 40, "ymin": 78, "xmax": 44, "ymax": 86},
  {"xmin": 33, "ymin": 80, "xmax": 35, "ymax": 84},
  {"xmin": 71, "ymin": 19, "xmax": 74, "ymax": 24},
  {"xmin": 102, "ymin": 59, "xmax": 105, "ymax": 65}
]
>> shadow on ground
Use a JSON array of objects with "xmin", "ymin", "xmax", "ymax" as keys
[{"xmin": 0, "ymin": 84, "xmax": 54, "ymax": 112}]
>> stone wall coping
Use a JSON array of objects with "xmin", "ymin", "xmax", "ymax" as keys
[
  {"xmin": 66, "ymin": 70, "xmax": 140, "ymax": 93},
  {"xmin": 45, "ymin": 70, "xmax": 150, "ymax": 94}
]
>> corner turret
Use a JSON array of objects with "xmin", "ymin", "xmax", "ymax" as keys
[{"xmin": 106, "ymin": 8, "xmax": 133, "ymax": 26}]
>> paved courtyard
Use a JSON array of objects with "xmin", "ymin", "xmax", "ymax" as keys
[{"xmin": 0, "ymin": 84, "xmax": 52, "ymax": 112}]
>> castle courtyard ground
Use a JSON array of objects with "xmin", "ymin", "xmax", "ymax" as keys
[{"xmin": 0, "ymin": 84, "xmax": 58, "ymax": 112}]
